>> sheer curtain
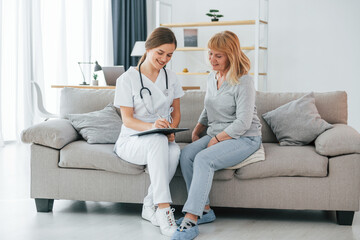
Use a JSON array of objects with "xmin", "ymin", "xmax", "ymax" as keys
[
  {"xmin": 0, "ymin": 0, "xmax": 34, "ymax": 144},
  {"xmin": 0, "ymin": 0, "xmax": 3, "ymax": 147},
  {"xmin": 0, "ymin": 0, "xmax": 113, "ymax": 145}
]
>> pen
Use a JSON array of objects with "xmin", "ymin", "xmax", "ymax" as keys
[{"xmin": 156, "ymin": 113, "xmax": 171, "ymax": 128}]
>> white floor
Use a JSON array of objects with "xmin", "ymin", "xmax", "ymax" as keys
[{"xmin": 1, "ymin": 143, "xmax": 360, "ymax": 240}]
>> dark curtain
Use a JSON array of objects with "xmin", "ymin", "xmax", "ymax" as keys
[{"xmin": 112, "ymin": 0, "xmax": 147, "ymax": 70}]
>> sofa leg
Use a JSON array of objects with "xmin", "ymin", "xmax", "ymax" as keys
[
  {"xmin": 336, "ymin": 211, "xmax": 354, "ymax": 226},
  {"xmin": 35, "ymin": 198, "xmax": 54, "ymax": 212}
]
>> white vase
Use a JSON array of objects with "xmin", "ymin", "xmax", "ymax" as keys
[{"xmin": 92, "ymin": 80, "xmax": 99, "ymax": 86}]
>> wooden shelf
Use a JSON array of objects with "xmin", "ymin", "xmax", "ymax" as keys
[
  {"xmin": 51, "ymin": 85, "xmax": 199, "ymax": 90},
  {"xmin": 176, "ymin": 72, "xmax": 209, "ymax": 75},
  {"xmin": 176, "ymin": 47, "xmax": 207, "ymax": 51},
  {"xmin": 51, "ymin": 85, "xmax": 115, "ymax": 89},
  {"xmin": 242, "ymin": 46, "xmax": 268, "ymax": 50},
  {"xmin": 176, "ymin": 46, "xmax": 267, "ymax": 51},
  {"xmin": 250, "ymin": 73, "xmax": 267, "ymax": 76},
  {"xmin": 161, "ymin": 20, "xmax": 268, "ymax": 28},
  {"xmin": 183, "ymin": 86, "xmax": 200, "ymax": 90},
  {"xmin": 176, "ymin": 72, "xmax": 267, "ymax": 76}
]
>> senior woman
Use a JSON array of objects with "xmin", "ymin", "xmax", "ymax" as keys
[{"xmin": 171, "ymin": 31, "xmax": 262, "ymax": 240}]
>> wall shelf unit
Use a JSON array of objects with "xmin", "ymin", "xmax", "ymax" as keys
[
  {"xmin": 176, "ymin": 72, "xmax": 267, "ymax": 76},
  {"xmin": 176, "ymin": 47, "xmax": 207, "ymax": 51},
  {"xmin": 176, "ymin": 46, "xmax": 267, "ymax": 51},
  {"xmin": 156, "ymin": 0, "xmax": 269, "ymax": 91},
  {"xmin": 161, "ymin": 20, "xmax": 268, "ymax": 28},
  {"xmin": 176, "ymin": 72, "xmax": 209, "ymax": 75}
]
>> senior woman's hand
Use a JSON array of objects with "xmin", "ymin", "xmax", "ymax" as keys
[
  {"xmin": 207, "ymin": 137, "xmax": 219, "ymax": 148},
  {"xmin": 207, "ymin": 132, "xmax": 232, "ymax": 147},
  {"xmin": 191, "ymin": 123, "xmax": 207, "ymax": 142},
  {"xmin": 191, "ymin": 132, "xmax": 200, "ymax": 142}
]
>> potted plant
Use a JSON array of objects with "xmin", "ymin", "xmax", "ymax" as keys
[
  {"xmin": 92, "ymin": 73, "xmax": 99, "ymax": 86},
  {"xmin": 206, "ymin": 9, "xmax": 224, "ymax": 22}
]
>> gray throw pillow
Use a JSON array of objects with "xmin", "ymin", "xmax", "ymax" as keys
[
  {"xmin": 67, "ymin": 104, "xmax": 122, "ymax": 144},
  {"xmin": 262, "ymin": 92, "xmax": 333, "ymax": 146}
]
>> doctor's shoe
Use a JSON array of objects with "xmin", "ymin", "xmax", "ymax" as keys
[
  {"xmin": 141, "ymin": 205, "xmax": 159, "ymax": 226},
  {"xmin": 155, "ymin": 207, "xmax": 177, "ymax": 236},
  {"xmin": 176, "ymin": 209, "xmax": 216, "ymax": 226}
]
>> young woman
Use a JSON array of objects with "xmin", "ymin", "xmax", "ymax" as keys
[
  {"xmin": 172, "ymin": 31, "xmax": 262, "ymax": 240},
  {"xmin": 114, "ymin": 27, "xmax": 184, "ymax": 237}
]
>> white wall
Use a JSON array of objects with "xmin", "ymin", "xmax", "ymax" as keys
[
  {"xmin": 149, "ymin": 0, "xmax": 360, "ymax": 131},
  {"xmin": 268, "ymin": 0, "xmax": 360, "ymax": 131}
]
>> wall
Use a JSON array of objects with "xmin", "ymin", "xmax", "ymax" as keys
[
  {"xmin": 268, "ymin": 0, "xmax": 360, "ymax": 131},
  {"xmin": 148, "ymin": 0, "xmax": 360, "ymax": 131}
]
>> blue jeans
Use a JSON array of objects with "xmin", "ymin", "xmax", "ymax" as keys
[{"xmin": 180, "ymin": 135, "xmax": 262, "ymax": 217}]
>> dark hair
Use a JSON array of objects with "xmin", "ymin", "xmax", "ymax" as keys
[{"xmin": 138, "ymin": 27, "xmax": 177, "ymax": 66}]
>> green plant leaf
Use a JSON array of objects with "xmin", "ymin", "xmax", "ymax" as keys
[
  {"xmin": 206, "ymin": 13, "xmax": 214, "ymax": 17},
  {"xmin": 209, "ymin": 9, "xmax": 219, "ymax": 12}
]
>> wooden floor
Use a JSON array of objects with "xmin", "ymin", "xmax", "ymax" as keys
[{"xmin": 0, "ymin": 143, "xmax": 359, "ymax": 240}]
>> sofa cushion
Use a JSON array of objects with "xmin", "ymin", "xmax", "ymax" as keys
[
  {"xmin": 21, "ymin": 119, "xmax": 79, "ymax": 149},
  {"xmin": 235, "ymin": 143, "xmax": 328, "ymax": 180},
  {"xmin": 315, "ymin": 124, "xmax": 360, "ymax": 156},
  {"xmin": 256, "ymin": 91, "xmax": 347, "ymax": 143},
  {"xmin": 67, "ymin": 104, "xmax": 122, "ymax": 144},
  {"xmin": 60, "ymin": 88, "xmax": 115, "ymax": 117},
  {"xmin": 173, "ymin": 165, "xmax": 235, "ymax": 181},
  {"xmin": 262, "ymin": 92, "xmax": 333, "ymax": 146},
  {"xmin": 176, "ymin": 142, "xmax": 235, "ymax": 181},
  {"xmin": 59, "ymin": 140, "xmax": 144, "ymax": 175}
]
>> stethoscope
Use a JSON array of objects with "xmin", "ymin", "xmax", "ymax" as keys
[
  {"xmin": 138, "ymin": 61, "xmax": 168, "ymax": 99},
  {"xmin": 138, "ymin": 62, "xmax": 170, "ymax": 116}
]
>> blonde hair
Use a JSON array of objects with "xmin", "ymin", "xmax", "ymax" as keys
[
  {"xmin": 138, "ymin": 27, "xmax": 177, "ymax": 67},
  {"xmin": 207, "ymin": 31, "xmax": 250, "ymax": 85}
]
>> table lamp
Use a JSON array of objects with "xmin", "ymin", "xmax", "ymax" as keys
[{"xmin": 78, "ymin": 61, "xmax": 102, "ymax": 85}]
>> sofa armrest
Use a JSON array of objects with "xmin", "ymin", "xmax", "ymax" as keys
[
  {"xmin": 315, "ymin": 124, "xmax": 360, "ymax": 156},
  {"xmin": 21, "ymin": 119, "xmax": 79, "ymax": 149}
]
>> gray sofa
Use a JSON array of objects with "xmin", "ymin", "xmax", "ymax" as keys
[{"xmin": 21, "ymin": 88, "xmax": 360, "ymax": 225}]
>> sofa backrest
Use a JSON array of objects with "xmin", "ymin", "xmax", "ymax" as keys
[
  {"xmin": 256, "ymin": 91, "xmax": 348, "ymax": 143},
  {"xmin": 60, "ymin": 88, "xmax": 348, "ymax": 143},
  {"xmin": 176, "ymin": 90, "xmax": 206, "ymax": 142},
  {"xmin": 60, "ymin": 88, "xmax": 115, "ymax": 117}
]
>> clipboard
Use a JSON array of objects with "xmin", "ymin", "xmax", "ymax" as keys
[{"xmin": 130, "ymin": 128, "xmax": 189, "ymax": 137}]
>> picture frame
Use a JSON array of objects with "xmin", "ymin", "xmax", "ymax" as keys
[{"xmin": 184, "ymin": 28, "xmax": 198, "ymax": 47}]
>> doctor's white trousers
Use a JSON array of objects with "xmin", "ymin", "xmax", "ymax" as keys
[{"xmin": 115, "ymin": 134, "xmax": 180, "ymax": 206}]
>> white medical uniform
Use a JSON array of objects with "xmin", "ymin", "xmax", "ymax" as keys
[{"xmin": 114, "ymin": 67, "xmax": 184, "ymax": 206}]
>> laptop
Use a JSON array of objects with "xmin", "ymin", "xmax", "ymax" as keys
[{"xmin": 102, "ymin": 66, "xmax": 125, "ymax": 86}]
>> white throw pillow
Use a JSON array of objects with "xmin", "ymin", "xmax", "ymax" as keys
[{"xmin": 226, "ymin": 144, "xmax": 265, "ymax": 170}]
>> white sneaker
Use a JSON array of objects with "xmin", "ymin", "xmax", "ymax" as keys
[
  {"xmin": 141, "ymin": 205, "xmax": 159, "ymax": 226},
  {"xmin": 155, "ymin": 207, "xmax": 177, "ymax": 237}
]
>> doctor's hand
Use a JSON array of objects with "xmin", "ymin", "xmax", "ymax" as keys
[
  {"xmin": 167, "ymin": 133, "xmax": 175, "ymax": 142},
  {"xmin": 152, "ymin": 118, "xmax": 171, "ymax": 129}
]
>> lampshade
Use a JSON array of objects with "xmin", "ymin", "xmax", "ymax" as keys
[
  {"xmin": 131, "ymin": 41, "xmax": 146, "ymax": 56},
  {"xmin": 94, "ymin": 61, "xmax": 102, "ymax": 71}
]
